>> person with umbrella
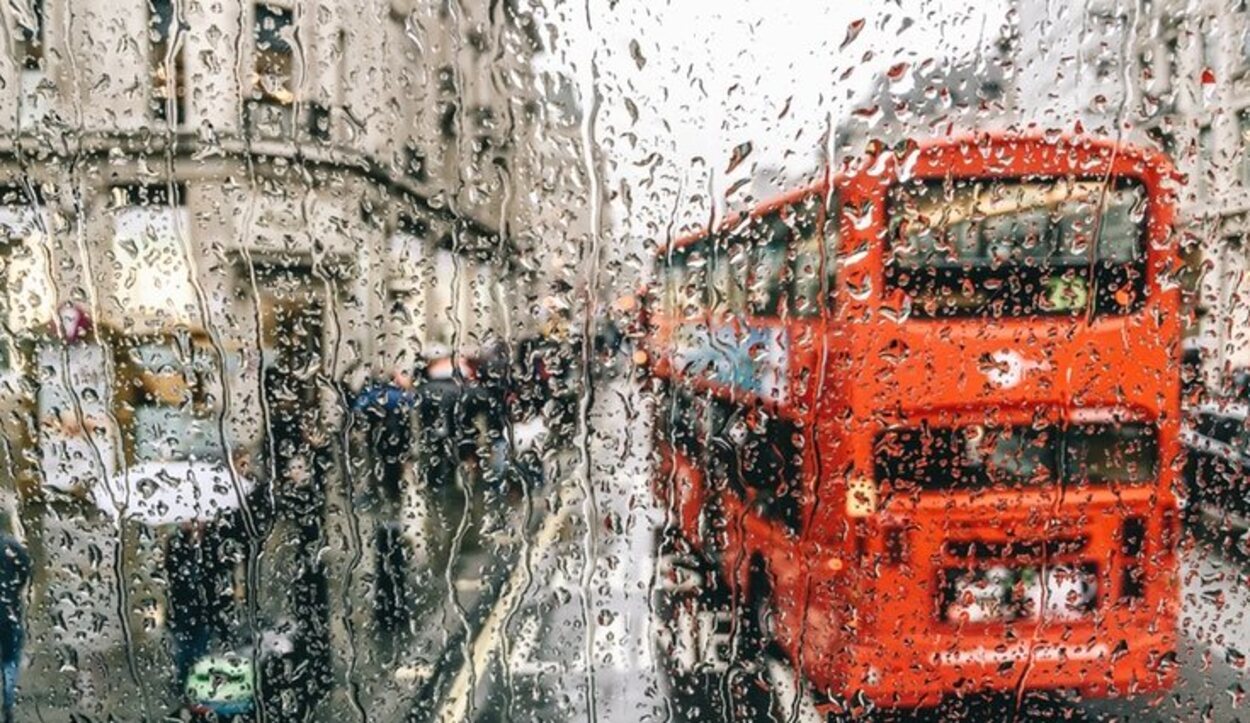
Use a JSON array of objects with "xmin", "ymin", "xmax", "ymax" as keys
[
  {"xmin": 90, "ymin": 454, "xmax": 256, "ymax": 687},
  {"xmin": 352, "ymin": 368, "xmax": 419, "ymax": 632},
  {"xmin": 415, "ymin": 355, "xmax": 474, "ymax": 555},
  {"xmin": 0, "ymin": 503, "xmax": 29, "ymax": 723},
  {"xmin": 352, "ymin": 367, "xmax": 419, "ymax": 505}
]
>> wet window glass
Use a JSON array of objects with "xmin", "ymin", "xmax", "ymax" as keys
[{"xmin": 0, "ymin": 1, "xmax": 1244, "ymax": 721}]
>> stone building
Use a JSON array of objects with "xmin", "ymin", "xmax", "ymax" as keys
[{"xmin": 0, "ymin": 0, "xmax": 593, "ymax": 716}]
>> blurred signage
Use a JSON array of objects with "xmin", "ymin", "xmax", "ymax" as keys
[{"xmin": 673, "ymin": 322, "xmax": 789, "ymax": 400}]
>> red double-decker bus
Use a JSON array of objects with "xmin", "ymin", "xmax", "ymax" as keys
[{"xmin": 646, "ymin": 133, "xmax": 1181, "ymax": 713}]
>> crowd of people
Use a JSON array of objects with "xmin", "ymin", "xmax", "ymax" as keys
[
  {"xmin": 155, "ymin": 333, "xmax": 586, "ymax": 717},
  {"xmin": 0, "ymin": 321, "xmax": 624, "ymax": 719}
]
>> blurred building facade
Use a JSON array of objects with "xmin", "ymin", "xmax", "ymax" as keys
[
  {"xmin": 0, "ymin": 0, "xmax": 590, "ymax": 376},
  {"xmin": 0, "ymin": 0, "xmax": 600, "ymax": 479},
  {"xmin": 0, "ymin": 0, "xmax": 595, "ymax": 714}
]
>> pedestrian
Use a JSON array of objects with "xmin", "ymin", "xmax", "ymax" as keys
[
  {"xmin": 352, "ymin": 368, "xmax": 418, "ymax": 632},
  {"xmin": 415, "ymin": 365, "xmax": 468, "ymax": 565},
  {"xmin": 286, "ymin": 382, "xmax": 333, "ymax": 708},
  {"xmin": 0, "ymin": 510, "xmax": 29, "ymax": 723},
  {"xmin": 474, "ymin": 341, "xmax": 513, "ymax": 483},
  {"xmin": 354, "ymin": 368, "xmax": 418, "ymax": 506},
  {"xmin": 165, "ymin": 519, "xmax": 235, "ymax": 685}
]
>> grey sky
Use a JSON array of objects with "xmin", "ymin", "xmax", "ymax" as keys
[{"xmin": 540, "ymin": 1, "xmax": 1011, "ymax": 212}]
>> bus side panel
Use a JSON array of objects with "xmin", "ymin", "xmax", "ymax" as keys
[{"xmin": 658, "ymin": 446, "xmax": 708, "ymax": 555}]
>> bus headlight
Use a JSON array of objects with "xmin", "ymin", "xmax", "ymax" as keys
[{"xmin": 846, "ymin": 475, "xmax": 877, "ymax": 518}]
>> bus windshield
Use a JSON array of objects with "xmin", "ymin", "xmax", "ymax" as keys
[
  {"xmin": 887, "ymin": 178, "xmax": 1147, "ymax": 318},
  {"xmin": 874, "ymin": 421, "xmax": 1158, "ymax": 491}
]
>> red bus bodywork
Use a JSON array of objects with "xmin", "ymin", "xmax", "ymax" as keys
[{"xmin": 646, "ymin": 133, "xmax": 1181, "ymax": 709}]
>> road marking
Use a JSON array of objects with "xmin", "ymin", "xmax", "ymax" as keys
[
  {"xmin": 507, "ymin": 614, "xmax": 563, "ymax": 676},
  {"xmin": 436, "ymin": 484, "xmax": 580, "ymax": 723}
]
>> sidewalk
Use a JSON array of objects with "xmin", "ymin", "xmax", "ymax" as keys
[{"xmin": 16, "ymin": 502, "xmax": 181, "ymax": 721}]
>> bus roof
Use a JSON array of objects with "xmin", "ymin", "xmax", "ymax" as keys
[
  {"xmin": 661, "ymin": 176, "xmax": 835, "ymax": 257},
  {"xmin": 659, "ymin": 131, "xmax": 1177, "ymax": 258}
]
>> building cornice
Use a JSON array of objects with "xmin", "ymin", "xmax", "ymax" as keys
[{"xmin": 0, "ymin": 128, "xmax": 505, "ymax": 251}]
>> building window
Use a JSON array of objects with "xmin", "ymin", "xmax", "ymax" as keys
[
  {"xmin": 1138, "ymin": 47, "xmax": 1165, "ymax": 117},
  {"xmin": 0, "ymin": 185, "xmax": 53, "ymax": 335},
  {"xmin": 473, "ymin": 135, "xmax": 496, "ymax": 165},
  {"xmin": 1094, "ymin": 58, "xmax": 1116, "ymax": 80},
  {"xmin": 1199, "ymin": 123, "xmax": 1215, "ymax": 195},
  {"xmin": 1087, "ymin": 11, "xmax": 1124, "ymax": 80},
  {"xmin": 109, "ymin": 184, "xmax": 196, "ymax": 323},
  {"xmin": 1201, "ymin": 21, "xmax": 1219, "ymax": 75},
  {"xmin": 1163, "ymin": 35, "xmax": 1179, "ymax": 99},
  {"xmin": 1138, "ymin": 48, "xmax": 1153, "ymax": 83},
  {"xmin": 403, "ymin": 144, "xmax": 427, "ymax": 183},
  {"xmin": 15, "ymin": 0, "xmax": 43, "ymax": 70},
  {"xmin": 438, "ymin": 102, "xmax": 457, "ymax": 139},
  {"xmin": 397, "ymin": 213, "xmax": 429, "ymax": 239},
  {"xmin": 466, "ymin": 26, "xmax": 489, "ymax": 55},
  {"xmin": 544, "ymin": 72, "xmax": 582, "ymax": 127},
  {"xmin": 307, "ymin": 102, "xmax": 330, "ymax": 141},
  {"xmin": 246, "ymin": 4, "xmax": 294, "ymax": 138},
  {"xmin": 253, "ymin": 3, "xmax": 294, "ymax": 105},
  {"xmin": 1239, "ymin": 24, "xmax": 1250, "ymax": 79},
  {"xmin": 149, "ymin": 0, "xmax": 186, "ymax": 125},
  {"xmin": 1147, "ymin": 125, "xmax": 1178, "ymax": 160},
  {"xmin": 436, "ymin": 65, "xmax": 456, "ymax": 95}
]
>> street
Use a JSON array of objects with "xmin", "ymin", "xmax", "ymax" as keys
[
  {"xmin": 0, "ymin": 2, "xmax": 1245, "ymax": 721},
  {"xmin": 4, "ymin": 370, "xmax": 1246, "ymax": 722},
  {"xmin": 369, "ymin": 374, "xmax": 1250, "ymax": 723}
]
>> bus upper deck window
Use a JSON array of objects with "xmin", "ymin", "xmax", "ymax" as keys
[
  {"xmin": 791, "ymin": 236, "xmax": 824, "ymax": 317},
  {"xmin": 1094, "ymin": 185, "xmax": 1148, "ymax": 262},
  {"xmin": 709, "ymin": 235, "xmax": 744, "ymax": 316},
  {"xmin": 886, "ymin": 177, "xmax": 1149, "ymax": 318},
  {"xmin": 789, "ymin": 196, "xmax": 829, "ymax": 317},
  {"xmin": 683, "ymin": 249, "xmax": 708, "ymax": 314}
]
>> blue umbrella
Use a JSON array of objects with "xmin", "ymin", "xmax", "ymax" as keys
[{"xmin": 352, "ymin": 381, "xmax": 417, "ymax": 415}]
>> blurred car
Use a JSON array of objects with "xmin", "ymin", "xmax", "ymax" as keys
[
  {"xmin": 183, "ymin": 618, "xmax": 309, "ymax": 721},
  {"xmin": 185, "ymin": 652, "xmax": 255, "ymax": 720},
  {"xmin": 1183, "ymin": 399, "xmax": 1250, "ymax": 523}
]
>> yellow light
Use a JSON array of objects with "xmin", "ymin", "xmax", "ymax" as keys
[{"xmin": 846, "ymin": 475, "xmax": 877, "ymax": 518}]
